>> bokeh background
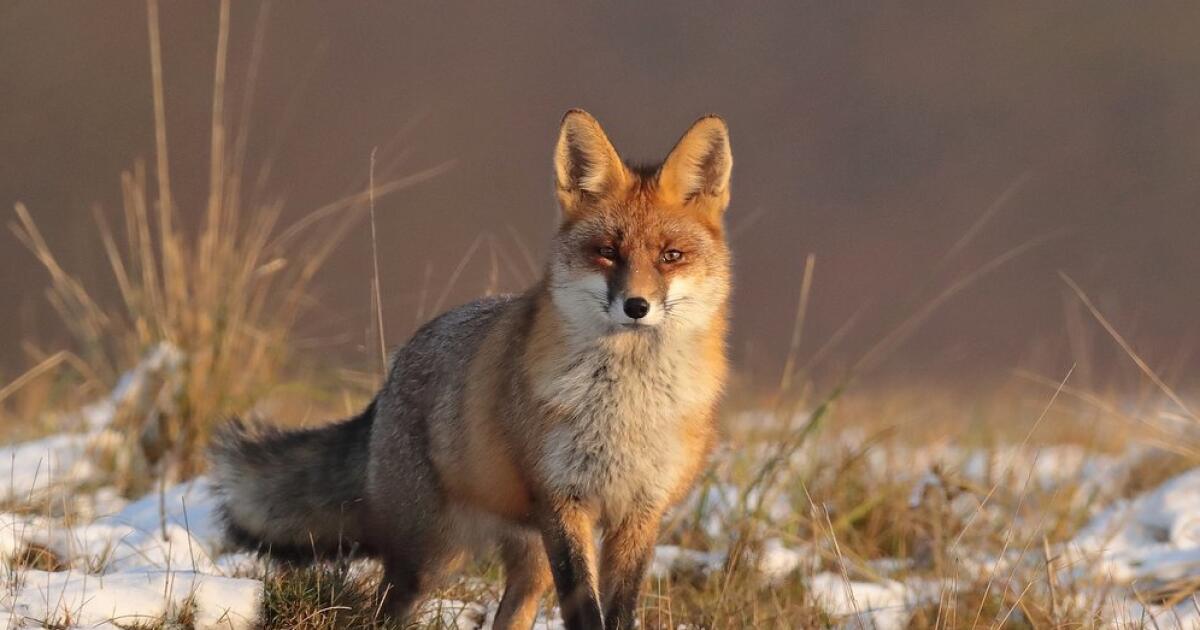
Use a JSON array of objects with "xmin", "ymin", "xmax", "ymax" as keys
[{"xmin": 4, "ymin": 2, "xmax": 1199, "ymax": 393}]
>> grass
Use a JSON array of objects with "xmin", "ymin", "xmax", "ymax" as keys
[
  {"xmin": 259, "ymin": 562, "xmax": 401, "ymax": 630},
  {"xmin": 1, "ymin": 376, "xmax": 1193, "ymax": 628},
  {"xmin": 7, "ymin": 543, "xmax": 67, "ymax": 573},
  {"xmin": 221, "ymin": 382, "xmax": 1187, "ymax": 628},
  {"xmin": 255, "ymin": 556, "xmax": 509, "ymax": 629},
  {"xmin": 5, "ymin": 0, "xmax": 445, "ymax": 488}
]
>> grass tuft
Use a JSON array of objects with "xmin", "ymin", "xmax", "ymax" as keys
[
  {"xmin": 260, "ymin": 562, "xmax": 400, "ymax": 630},
  {"xmin": 6, "ymin": 0, "xmax": 445, "ymax": 485}
]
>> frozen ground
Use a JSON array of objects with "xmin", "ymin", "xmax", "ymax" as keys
[{"xmin": 3, "ymin": 352, "xmax": 1200, "ymax": 628}]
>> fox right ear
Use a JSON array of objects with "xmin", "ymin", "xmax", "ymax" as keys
[
  {"xmin": 554, "ymin": 109, "xmax": 629, "ymax": 217},
  {"xmin": 658, "ymin": 115, "xmax": 732, "ymax": 217}
]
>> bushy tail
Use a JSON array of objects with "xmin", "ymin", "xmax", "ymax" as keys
[{"xmin": 210, "ymin": 400, "xmax": 375, "ymax": 560}]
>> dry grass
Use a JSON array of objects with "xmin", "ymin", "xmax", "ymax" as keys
[
  {"xmin": 6, "ymin": 543, "xmax": 67, "ymax": 574},
  {"xmin": 3, "ymin": 350, "xmax": 1192, "ymax": 628},
  {"xmin": 255, "ymin": 557, "xmax": 508, "ymax": 629},
  {"xmin": 258, "ymin": 562, "xmax": 401, "ymax": 630},
  {"xmin": 7, "ymin": 354, "xmax": 1174, "ymax": 628},
  {"xmin": 215, "ymin": 378, "xmax": 1182, "ymax": 629},
  {"xmin": 5, "ymin": 0, "xmax": 445, "ymax": 486}
]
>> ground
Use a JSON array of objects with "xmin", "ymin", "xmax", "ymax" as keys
[{"xmin": 3, "ymin": 347, "xmax": 1200, "ymax": 629}]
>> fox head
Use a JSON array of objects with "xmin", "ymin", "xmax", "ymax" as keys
[{"xmin": 548, "ymin": 109, "xmax": 732, "ymax": 338}]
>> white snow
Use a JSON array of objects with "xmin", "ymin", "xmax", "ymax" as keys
[
  {"xmin": 1069, "ymin": 467, "xmax": 1200, "ymax": 584},
  {"xmin": 679, "ymin": 481, "xmax": 794, "ymax": 539},
  {"xmin": 0, "ymin": 477, "xmax": 258, "ymax": 628},
  {"xmin": 420, "ymin": 597, "xmax": 566, "ymax": 630},
  {"xmin": 649, "ymin": 545, "xmax": 726, "ymax": 579},
  {"xmin": 4, "ymin": 569, "xmax": 259, "ymax": 629},
  {"xmin": 417, "ymin": 598, "xmax": 491, "ymax": 629},
  {"xmin": 1101, "ymin": 595, "xmax": 1200, "ymax": 630},
  {"xmin": 0, "ymin": 344, "xmax": 185, "ymax": 507},
  {"xmin": 807, "ymin": 572, "xmax": 913, "ymax": 630},
  {"xmin": 0, "ymin": 434, "xmax": 96, "ymax": 504},
  {"xmin": 754, "ymin": 538, "xmax": 811, "ymax": 583},
  {"xmin": 0, "ymin": 345, "xmax": 260, "ymax": 629},
  {"xmin": 15, "ymin": 478, "xmax": 223, "ymax": 574}
]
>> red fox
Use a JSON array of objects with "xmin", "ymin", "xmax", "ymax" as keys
[{"xmin": 212, "ymin": 109, "xmax": 733, "ymax": 630}]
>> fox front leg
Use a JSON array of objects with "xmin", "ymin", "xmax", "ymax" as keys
[
  {"xmin": 600, "ymin": 511, "xmax": 660, "ymax": 630},
  {"xmin": 539, "ymin": 499, "xmax": 605, "ymax": 630}
]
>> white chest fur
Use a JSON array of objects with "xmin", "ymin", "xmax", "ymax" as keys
[{"xmin": 533, "ymin": 333, "xmax": 717, "ymax": 523}]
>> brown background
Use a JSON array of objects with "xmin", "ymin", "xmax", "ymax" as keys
[{"xmin": 3, "ymin": 2, "xmax": 1199, "ymax": 391}]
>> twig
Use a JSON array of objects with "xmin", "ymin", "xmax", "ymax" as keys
[
  {"xmin": 778, "ymin": 253, "xmax": 816, "ymax": 394},
  {"xmin": 1060, "ymin": 272, "xmax": 1196, "ymax": 421},
  {"xmin": 368, "ymin": 148, "xmax": 387, "ymax": 371}
]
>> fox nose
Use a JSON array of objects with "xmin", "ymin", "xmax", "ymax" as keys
[{"xmin": 623, "ymin": 297, "xmax": 651, "ymax": 320}]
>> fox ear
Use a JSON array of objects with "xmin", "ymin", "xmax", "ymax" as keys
[
  {"xmin": 554, "ymin": 109, "xmax": 630, "ymax": 216},
  {"xmin": 658, "ymin": 115, "xmax": 732, "ymax": 213}
]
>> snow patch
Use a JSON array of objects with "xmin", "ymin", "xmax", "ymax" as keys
[
  {"xmin": 1069, "ymin": 467, "xmax": 1200, "ymax": 584},
  {"xmin": 650, "ymin": 544, "xmax": 726, "ymax": 579},
  {"xmin": 0, "ymin": 434, "xmax": 96, "ymax": 504},
  {"xmin": 2, "ymin": 569, "xmax": 260, "ymax": 629},
  {"xmin": 12, "ymin": 477, "xmax": 224, "ymax": 574},
  {"xmin": 808, "ymin": 572, "xmax": 912, "ymax": 630}
]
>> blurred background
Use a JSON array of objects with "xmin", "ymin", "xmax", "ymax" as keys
[{"xmin": 4, "ymin": 1, "xmax": 1199, "ymax": 396}]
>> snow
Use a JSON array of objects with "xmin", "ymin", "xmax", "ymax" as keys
[
  {"xmin": 1069, "ymin": 467, "xmax": 1200, "ymax": 585},
  {"xmin": 719, "ymin": 413, "xmax": 1200, "ymax": 627},
  {"xmin": 417, "ymin": 598, "xmax": 491, "ymax": 629},
  {"xmin": 0, "ymin": 434, "xmax": 96, "ymax": 504},
  {"xmin": 0, "ymin": 345, "xmax": 260, "ymax": 629},
  {"xmin": 11, "ymin": 478, "xmax": 222, "ymax": 575},
  {"xmin": 0, "ymin": 477, "xmax": 257, "ymax": 627},
  {"xmin": 1102, "ymin": 595, "xmax": 1200, "ymax": 630},
  {"xmin": 679, "ymin": 481, "xmax": 794, "ymax": 539},
  {"xmin": 4, "ymin": 426, "xmax": 1194, "ymax": 630},
  {"xmin": 807, "ymin": 572, "xmax": 913, "ymax": 630},
  {"xmin": 4, "ymin": 569, "xmax": 259, "ymax": 629},
  {"xmin": 418, "ymin": 598, "xmax": 566, "ymax": 629},
  {"xmin": 754, "ymin": 538, "xmax": 811, "ymax": 583},
  {"xmin": 0, "ymin": 344, "xmax": 185, "ymax": 507},
  {"xmin": 649, "ymin": 545, "xmax": 726, "ymax": 579}
]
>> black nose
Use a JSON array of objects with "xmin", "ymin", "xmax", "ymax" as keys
[{"xmin": 623, "ymin": 297, "xmax": 650, "ymax": 319}]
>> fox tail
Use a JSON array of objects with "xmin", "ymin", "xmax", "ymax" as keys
[{"xmin": 209, "ymin": 400, "xmax": 375, "ymax": 559}]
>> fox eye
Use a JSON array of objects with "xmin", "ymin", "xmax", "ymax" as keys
[
  {"xmin": 597, "ymin": 245, "xmax": 618, "ymax": 261},
  {"xmin": 661, "ymin": 249, "xmax": 684, "ymax": 263}
]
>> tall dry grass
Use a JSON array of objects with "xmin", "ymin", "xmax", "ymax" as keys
[{"xmin": 7, "ymin": 0, "xmax": 447, "ymax": 483}]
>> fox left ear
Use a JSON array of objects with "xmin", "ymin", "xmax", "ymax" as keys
[
  {"xmin": 658, "ymin": 115, "xmax": 732, "ymax": 214},
  {"xmin": 554, "ymin": 109, "xmax": 630, "ymax": 220}
]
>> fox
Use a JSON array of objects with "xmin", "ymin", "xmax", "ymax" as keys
[{"xmin": 211, "ymin": 109, "xmax": 733, "ymax": 630}]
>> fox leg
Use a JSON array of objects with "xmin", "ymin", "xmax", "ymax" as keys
[
  {"xmin": 377, "ymin": 547, "xmax": 426, "ymax": 621},
  {"xmin": 493, "ymin": 530, "xmax": 553, "ymax": 630},
  {"xmin": 371, "ymin": 504, "xmax": 461, "ymax": 622},
  {"xmin": 377, "ymin": 534, "xmax": 466, "ymax": 621},
  {"xmin": 539, "ymin": 499, "xmax": 604, "ymax": 630},
  {"xmin": 600, "ymin": 511, "xmax": 660, "ymax": 630}
]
